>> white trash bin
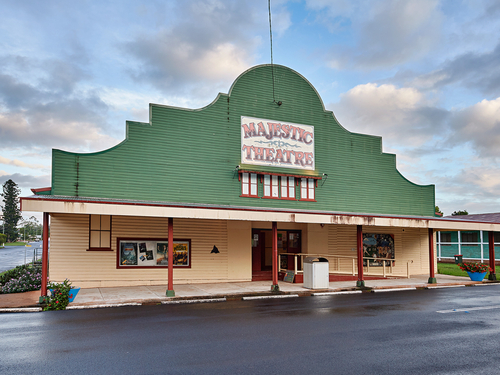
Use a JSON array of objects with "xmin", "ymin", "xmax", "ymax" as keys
[{"xmin": 303, "ymin": 257, "xmax": 329, "ymax": 289}]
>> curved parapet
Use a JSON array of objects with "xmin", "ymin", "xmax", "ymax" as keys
[{"xmin": 49, "ymin": 64, "xmax": 434, "ymax": 216}]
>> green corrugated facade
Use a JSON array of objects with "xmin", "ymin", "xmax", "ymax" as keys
[{"xmin": 50, "ymin": 65, "xmax": 435, "ymax": 216}]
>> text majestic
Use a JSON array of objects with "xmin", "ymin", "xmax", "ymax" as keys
[{"xmin": 240, "ymin": 117, "xmax": 315, "ymax": 170}]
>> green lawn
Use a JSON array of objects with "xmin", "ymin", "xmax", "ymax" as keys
[
  {"xmin": 3, "ymin": 242, "xmax": 28, "ymax": 246},
  {"xmin": 438, "ymin": 262, "xmax": 500, "ymax": 280}
]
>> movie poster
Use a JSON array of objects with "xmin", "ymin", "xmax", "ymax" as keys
[
  {"xmin": 362, "ymin": 234, "xmax": 395, "ymax": 266},
  {"xmin": 156, "ymin": 243, "xmax": 169, "ymax": 265},
  {"xmin": 173, "ymin": 242, "xmax": 189, "ymax": 266},
  {"xmin": 120, "ymin": 242, "xmax": 137, "ymax": 265}
]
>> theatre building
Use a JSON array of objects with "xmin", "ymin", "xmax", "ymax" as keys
[{"xmin": 21, "ymin": 64, "xmax": 500, "ymax": 296}]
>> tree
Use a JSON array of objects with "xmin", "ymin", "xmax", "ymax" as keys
[
  {"xmin": 435, "ymin": 206, "xmax": 443, "ymax": 216},
  {"xmin": 1, "ymin": 179, "xmax": 22, "ymax": 242},
  {"xmin": 452, "ymin": 210, "xmax": 469, "ymax": 216},
  {"xmin": 19, "ymin": 216, "xmax": 42, "ymax": 241}
]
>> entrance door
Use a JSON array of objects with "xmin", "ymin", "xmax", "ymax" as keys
[
  {"xmin": 286, "ymin": 231, "xmax": 301, "ymax": 271},
  {"xmin": 252, "ymin": 230, "xmax": 265, "ymax": 272},
  {"xmin": 252, "ymin": 229, "xmax": 302, "ymax": 280}
]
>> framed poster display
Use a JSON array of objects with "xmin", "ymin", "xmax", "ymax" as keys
[
  {"xmin": 362, "ymin": 234, "xmax": 395, "ymax": 266},
  {"xmin": 117, "ymin": 238, "xmax": 191, "ymax": 269}
]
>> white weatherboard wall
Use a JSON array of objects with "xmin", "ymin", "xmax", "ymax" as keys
[
  {"xmin": 49, "ymin": 214, "xmax": 242, "ymax": 288},
  {"xmin": 48, "ymin": 214, "xmax": 434, "ymax": 287},
  {"xmin": 327, "ymin": 225, "xmax": 431, "ymax": 276}
]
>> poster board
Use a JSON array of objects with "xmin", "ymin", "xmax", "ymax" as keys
[
  {"xmin": 283, "ymin": 271, "xmax": 295, "ymax": 283},
  {"xmin": 117, "ymin": 238, "xmax": 191, "ymax": 268},
  {"xmin": 362, "ymin": 233, "xmax": 395, "ymax": 266}
]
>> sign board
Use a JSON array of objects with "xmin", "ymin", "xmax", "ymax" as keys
[
  {"xmin": 283, "ymin": 270, "xmax": 295, "ymax": 283},
  {"xmin": 241, "ymin": 116, "xmax": 314, "ymax": 170}
]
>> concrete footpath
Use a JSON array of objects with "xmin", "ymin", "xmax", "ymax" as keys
[{"xmin": 0, "ymin": 274, "xmax": 497, "ymax": 313}]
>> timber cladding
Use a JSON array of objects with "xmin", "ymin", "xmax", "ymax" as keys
[
  {"xmin": 327, "ymin": 225, "xmax": 430, "ymax": 276},
  {"xmin": 49, "ymin": 214, "xmax": 230, "ymax": 287},
  {"xmin": 50, "ymin": 65, "xmax": 434, "ymax": 217}
]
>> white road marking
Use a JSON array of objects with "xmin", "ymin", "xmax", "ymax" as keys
[
  {"xmin": 372, "ymin": 287, "xmax": 417, "ymax": 292},
  {"xmin": 473, "ymin": 283, "xmax": 500, "ymax": 286},
  {"xmin": 67, "ymin": 303, "xmax": 142, "ymax": 309},
  {"xmin": 243, "ymin": 294, "xmax": 299, "ymax": 300},
  {"xmin": 437, "ymin": 305, "xmax": 500, "ymax": 313},
  {"xmin": 0, "ymin": 307, "xmax": 42, "ymax": 313},
  {"xmin": 312, "ymin": 291, "xmax": 363, "ymax": 296},
  {"xmin": 162, "ymin": 298, "xmax": 226, "ymax": 304}
]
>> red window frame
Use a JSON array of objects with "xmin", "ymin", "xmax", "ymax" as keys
[
  {"xmin": 280, "ymin": 176, "xmax": 296, "ymax": 200},
  {"xmin": 299, "ymin": 178, "xmax": 316, "ymax": 201},
  {"xmin": 263, "ymin": 174, "xmax": 279, "ymax": 199},
  {"xmin": 88, "ymin": 214, "xmax": 113, "ymax": 251},
  {"xmin": 240, "ymin": 172, "xmax": 259, "ymax": 197}
]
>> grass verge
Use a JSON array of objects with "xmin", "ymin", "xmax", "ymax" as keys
[{"xmin": 3, "ymin": 242, "xmax": 28, "ymax": 246}]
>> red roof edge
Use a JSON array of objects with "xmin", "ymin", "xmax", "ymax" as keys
[{"xmin": 31, "ymin": 187, "xmax": 52, "ymax": 194}]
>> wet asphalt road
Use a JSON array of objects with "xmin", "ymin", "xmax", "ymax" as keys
[
  {"xmin": 2, "ymin": 285, "xmax": 500, "ymax": 374},
  {"xmin": 0, "ymin": 243, "xmax": 42, "ymax": 273}
]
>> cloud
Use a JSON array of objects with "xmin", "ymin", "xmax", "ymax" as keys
[
  {"xmin": 431, "ymin": 162, "xmax": 500, "ymax": 215},
  {"xmin": 0, "ymin": 54, "xmax": 120, "ymax": 153},
  {"xmin": 447, "ymin": 97, "xmax": 500, "ymax": 158},
  {"xmin": 332, "ymin": 83, "xmax": 448, "ymax": 147},
  {"xmin": 409, "ymin": 42, "xmax": 500, "ymax": 96},
  {"xmin": 122, "ymin": 0, "xmax": 263, "ymax": 93},
  {"xmin": 0, "ymin": 172, "xmax": 50, "ymax": 190},
  {"xmin": 0, "ymin": 156, "xmax": 46, "ymax": 170},
  {"xmin": 332, "ymin": 82, "xmax": 500, "ymax": 164},
  {"xmin": 0, "ymin": 94, "xmax": 118, "ymax": 152},
  {"xmin": 308, "ymin": 0, "xmax": 442, "ymax": 69}
]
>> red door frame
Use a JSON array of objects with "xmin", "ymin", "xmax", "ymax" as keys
[
  {"xmin": 251, "ymin": 229, "xmax": 265, "ymax": 272},
  {"xmin": 252, "ymin": 229, "xmax": 302, "ymax": 272}
]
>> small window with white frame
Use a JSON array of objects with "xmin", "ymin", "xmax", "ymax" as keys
[
  {"xmin": 263, "ymin": 175, "xmax": 279, "ymax": 198},
  {"xmin": 241, "ymin": 172, "xmax": 258, "ymax": 197},
  {"xmin": 300, "ymin": 178, "xmax": 315, "ymax": 201},
  {"xmin": 280, "ymin": 176, "xmax": 295, "ymax": 199}
]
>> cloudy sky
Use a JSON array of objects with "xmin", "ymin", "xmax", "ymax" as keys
[{"xmin": 1, "ymin": 0, "xmax": 500, "ymax": 220}]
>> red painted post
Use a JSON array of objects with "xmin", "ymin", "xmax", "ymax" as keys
[
  {"xmin": 271, "ymin": 221, "xmax": 280, "ymax": 292},
  {"xmin": 356, "ymin": 225, "xmax": 364, "ymax": 287},
  {"xmin": 488, "ymin": 231, "xmax": 496, "ymax": 280},
  {"xmin": 40, "ymin": 212, "xmax": 49, "ymax": 303},
  {"xmin": 428, "ymin": 228, "xmax": 436, "ymax": 284},
  {"xmin": 166, "ymin": 217, "xmax": 175, "ymax": 297}
]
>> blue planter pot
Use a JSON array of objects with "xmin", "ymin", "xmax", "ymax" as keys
[
  {"xmin": 49, "ymin": 287, "xmax": 80, "ymax": 302},
  {"xmin": 68, "ymin": 288, "xmax": 80, "ymax": 302},
  {"xmin": 466, "ymin": 271, "xmax": 487, "ymax": 281}
]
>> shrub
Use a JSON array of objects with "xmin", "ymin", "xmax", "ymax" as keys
[
  {"xmin": 459, "ymin": 262, "xmax": 492, "ymax": 273},
  {"xmin": 0, "ymin": 233, "xmax": 6, "ymax": 244},
  {"xmin": 43, "ymin": 279, "xmax": 72, "ymax": 311},
  {"xmin": 1, "ymin": 265, "xmax": 42, "ymax": 294}
]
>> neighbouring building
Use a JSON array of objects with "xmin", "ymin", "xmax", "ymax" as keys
[
  {"xmin": 438, "ymin": 213, "xmax": 500, "ymax": 263},
  {"xmin": 21, "ymin": 64, "xmax": 500, "ymax": 298}
]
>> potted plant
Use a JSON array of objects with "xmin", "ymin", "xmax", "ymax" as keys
[
  {"xmin": 459, "ymin": 262, "xmax": 492, "ymax": 281},
  {"xmin": 44, "ymin": 279, "xmax": 80, "ymax": 311}
]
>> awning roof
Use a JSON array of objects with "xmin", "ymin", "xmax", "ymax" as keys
[{"xmin": 20, "ymin": 195, "xmax": 500, "ymax": 231}]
